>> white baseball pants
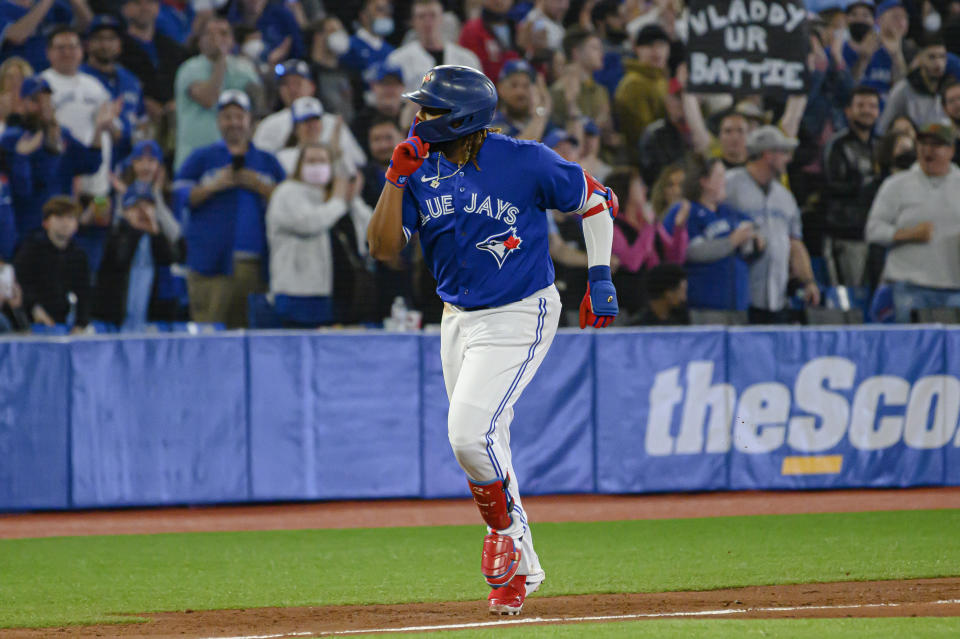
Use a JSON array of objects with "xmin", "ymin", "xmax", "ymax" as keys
[{"xmin": 441, "ymin": 284, "xmax": 562, "ymax": 581}]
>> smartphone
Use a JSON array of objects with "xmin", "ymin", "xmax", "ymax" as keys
[
  {"xmin": 0, "ymin": 264, "xmax": 14, "ymax": 300},
  {"xmin": 231, "ymin": 154, "xmax": 245, "ymax": 171}
]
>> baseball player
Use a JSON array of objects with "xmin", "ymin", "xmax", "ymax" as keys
[{"xmin": 367, "ymin": 65, "xmax": 619, "ymax": 615}]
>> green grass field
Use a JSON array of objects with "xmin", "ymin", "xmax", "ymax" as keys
[{"xmin": 2, "ymin": 509, "xmax": 959, "ymax": 636}]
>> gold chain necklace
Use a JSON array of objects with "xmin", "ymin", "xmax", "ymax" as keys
[{"xmin": 426, "ymin": 155, "xmax": 464, "ymax": 188}]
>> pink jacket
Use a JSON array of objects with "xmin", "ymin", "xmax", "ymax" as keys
[{"xmin": 611, "ymin": 220, "xmax": 688, "ymax": 273}]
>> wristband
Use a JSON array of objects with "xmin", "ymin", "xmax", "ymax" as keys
[{"xmin": 588, "ymin": 265, "xmax": 611, "ymax": 282}]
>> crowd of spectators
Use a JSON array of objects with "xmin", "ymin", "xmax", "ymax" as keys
[{"xmin": 1, "ymin": 0, "xmax": 960, "ymax": 334}]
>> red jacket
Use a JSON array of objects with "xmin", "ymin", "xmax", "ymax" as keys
[{"xmin": 458, "ymin": 18, "xmax": 520, "ymax": 82}]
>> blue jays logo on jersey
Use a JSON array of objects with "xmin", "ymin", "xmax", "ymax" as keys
[{"xmin": 476, "ymin": 227, "xmax": 522, "ymax": 268}]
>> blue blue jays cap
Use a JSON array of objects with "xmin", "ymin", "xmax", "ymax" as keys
[
  {"xmin": 876, "ymin": 0, "xmax": 903, "ymax": 18},
  {"xmin": 86, "ymin": 14, "xmax": 122, "ymax": 38},
  {"xmin": 20, "ymin": 75, "xmax": 51, "ymax": 99},
  {"xmin": 130, "ymin": 139, "xmax": 162, "ymax": 160},
  {"xmin": 217, "ymin": 89, "xmax": 251, "ymax": 112},
  {"xmin": 365, "ymin": 61, "xmax": 403, "ymax": 84},
  {"xmin": 498, "ymin": 59, "xmax": 535, "ymax": 82},
  {"xmin": 121, "ymin": 182, "xmax": 156, "ymax": 209},
  {"xmin": 543, "ymin": 128, "xmax": 578, "ymax": 149},
  {"xmin": 274, "ymin": 58, "xmax": 311, "ymax": 81},
  {"xmin": 582, "ymin": 117, "xmax": 600, "ymax": 136}
]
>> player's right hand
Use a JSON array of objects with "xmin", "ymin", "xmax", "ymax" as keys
[
  {"xmin": 385, "ymin": 122, "xmax": 430, "ymax": 188},
  {"xmin": 579, "ymin": 266, "xmax": 618, "ymax": 329}
]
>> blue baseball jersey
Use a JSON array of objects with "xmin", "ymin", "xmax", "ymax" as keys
[
  {"xmin": 663, "ymin": 200, "xmax": 752, "ymax": 311},
  {"xmin": 80, "ymin": 63, "xmax": 145, "ymax": 166},
  {"xmin": 401, "ymin": 133, "xmax": 587, "ymax": 308}
]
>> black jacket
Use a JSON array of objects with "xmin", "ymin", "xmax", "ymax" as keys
[
  {"xmin": 119, "ymin": 32, "xmax": 187, "ymax": 104},
  {"xmin": 92, "ymin": 221, "xmax": 184, "ymax": 326},
  {"xmin": 637, "ymin": 118, "xmax": 686, "ymax": 187},
  {"xmin": 823, "ymin": 127, "xmax": 877, "ymax": 239},
  {"xmin": 13, "ymin": 230, "xmax": 90, "ymax": 326}
]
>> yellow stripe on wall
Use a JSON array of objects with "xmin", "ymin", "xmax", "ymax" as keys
[{"xmin": 781, "ymin": 455, "xmax": 844, "ymax": 475}]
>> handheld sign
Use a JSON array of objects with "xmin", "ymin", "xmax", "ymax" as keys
[{"xmin": 686, "ymin": 0, "xmax": 810, "ymax": 96}]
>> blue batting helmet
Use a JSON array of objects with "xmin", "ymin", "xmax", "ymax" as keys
[{"xmin": 403, "ymin": 65, "xmax": 498, "ymax": 144}]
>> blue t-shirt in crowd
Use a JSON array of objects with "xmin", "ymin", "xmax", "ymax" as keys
[
  {"xmin": 0, "ymin": 0, "xmax": 72, "ymax": 70},
  {"xmin": 80, "ymin": 63, "xmax": 145, "ymax": 166},
  {"xmin": 0, "ymin": 174, "xmax": 14, "ymax": 260},
  {"xmin": 174, "ymin": 140, "xmax": 285, "ymax": 276},
  {"xmin": 0, "ymin": 125, "xmax": 101, "ymax": 238},
  {"xmin": 663, "ymin": 200, "xmax": 752, "ymax": 311},
  {"xmin": 339, "ymin": 30, "xmax": 394, "ymax": 74},
  {"xmin": 595, "ymin": 49, "xmax": 625, "ymax": 99},
  {"xmin": 228, "ymin": 1, "xmax": 304, "ymax": 62},
  {"xmin": 156, "ymin": 2, "xmax": 190, "ymax": 44},
  {"xmin": 400, "ymin": 133, "xmax": 586, "ymax": 308}
]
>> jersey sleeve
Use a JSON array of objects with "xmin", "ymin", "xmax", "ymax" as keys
[
  {"xmin": 662, "ymin": 203, "xmax": 680, "ymax": 235},
  {"xmin": 789, "ymin": 201, "xmax": 803, "ymax": 240},
  {"xmin": 173, "ymin": 148, "xmax": 206, "ymax": 211},
  {"xmin": 534, "ymin": 144, "xmax": 588, "ymax": 214},
  {"xmin": 401, "ymin": 186, "xmax": 419, "ymax": 242}
]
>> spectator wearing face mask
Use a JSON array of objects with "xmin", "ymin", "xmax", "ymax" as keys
[
  {"xmin": 266, "ymin": 142, "xmax": 372, "ymax": 327},
  {"xmin": 306, "ymin": 17, "xmax": 355, "ymax": 124},
  {"xmin": 843, "ymin": 0, "xmax": 878, "ymax": 77},
  {"xmin": 339, "ymin": 0, "xmax": 395, "ymax": 75},
  {"xmin": 226, "ymin": 0, "xmax": 305, "ymax": 64},
  {"xmin": 859, "ymin": 129, "xmax": 917, "ymax": 290}
]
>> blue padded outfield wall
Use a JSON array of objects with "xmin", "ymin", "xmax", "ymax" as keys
[{"xmin": 3, "ymin": 326, "xmax": 960, "ymax": 511}]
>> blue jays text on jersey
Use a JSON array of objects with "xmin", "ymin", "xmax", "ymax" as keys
[{"xmin": 400, "ymin": 132, "xmax": 587, "ymax": 309}]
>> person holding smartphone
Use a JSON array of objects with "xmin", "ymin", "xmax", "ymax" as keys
[{"xmin": 174, "ymin": 89, "xmax": 285, "ymax": 328}]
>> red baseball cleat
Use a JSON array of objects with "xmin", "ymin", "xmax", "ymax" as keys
[{"xmin": 488, "ymin": 573, "xmax": 540, "ymax": 615}]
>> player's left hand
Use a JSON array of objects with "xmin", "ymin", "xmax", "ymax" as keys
[{"xmin": 579, "ymin": 266, "xmax": 618, "ymax": 329}]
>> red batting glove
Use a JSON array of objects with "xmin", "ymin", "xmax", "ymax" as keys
[{"xmin": 385, "ymin": 132, "xmax": 429, "ymax": 188}]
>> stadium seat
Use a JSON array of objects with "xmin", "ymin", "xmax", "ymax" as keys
[
  {"xmin": 805, "ymin": 308, "xmax": 863, "ymax": 325},
  {"xmin": 689, "ymin": 310, "xmax": 749, "ymax": 326},
  {"xmin": 913, "ymin": 308, "xmax": 960, "ymax": 324}
]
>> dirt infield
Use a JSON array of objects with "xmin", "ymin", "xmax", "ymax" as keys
[
  {"xmin": 2, "ymin": 488, "xmax": 959, "ymax": 638},
  {"xmin": 3, "ymin": 486, "xmax": 959, "ymax": 539},
  {"xmin": 3, "ymin": 578, "xmax": 960, "ymax": 638}
]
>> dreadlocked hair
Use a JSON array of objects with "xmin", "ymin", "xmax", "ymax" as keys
[{"xmin": 460, "ymin": 128, "xmax": 489, "ymax": 170}]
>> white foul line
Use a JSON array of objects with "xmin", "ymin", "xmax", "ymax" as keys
[{"xmin": 200, "ymin": 598, "xmax": 960, "ymax": 639}]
